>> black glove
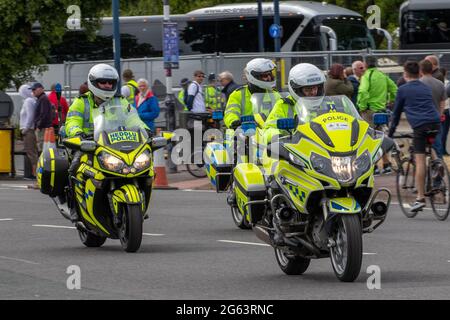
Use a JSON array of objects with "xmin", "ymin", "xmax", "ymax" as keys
[
  {"xmin": 75, "ymin": 132, "xmax": 88, "ymax": 139},
  {"xmin": 230, "ymin": 120, "xmax": 241, "ymax": 130},
  {"xmin": 145, "ymin": 128, "xmax": 153, "ymax": 138}
]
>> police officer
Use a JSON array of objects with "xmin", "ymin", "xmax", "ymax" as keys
[
  {"xmin": 263, "ymin": 63, "xmax": 326, "ymax": 142},
  {"xmin": 224, "ymin": 58, "xmax": 278, "ymax": 129},
  {"xmin": 65, "ymin": 64, "xmax": 143, "ymax": 221},
  {"xmin": 204, "ymin": 73, "xmax": 222, "ymax": 110},
  {"xmin": 122, "ymin": 69, "xmax": 139, "ymax": 106}
]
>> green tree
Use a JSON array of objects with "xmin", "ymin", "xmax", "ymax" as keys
[{"xmin": 0, "ymin": 0, "xmax": 110, "ymax": 90}]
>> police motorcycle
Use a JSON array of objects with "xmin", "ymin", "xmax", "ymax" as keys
[
  {"xmin": 204, "ymin": 92, "xmax": 285, "ymax": 229},
  {"xmin": 232, "ymin": 95, "xmax": 392, "ymax": 282},
  {"xmin": 37, "ymin": 97, "xmax": 170, "ymax": 252}
]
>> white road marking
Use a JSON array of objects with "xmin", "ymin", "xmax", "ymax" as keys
[
  {"xmin": 218, "ymin": 240, "xmax": 270, "ymax": 247},
  {"xmin": 0, "ymin": 256, "xmax": 40, "ymax": 265},
  {"xmin": 181, "ymin": 189, "xmax": 215, "ymax": 193},
  {"xmin": 363, "ymin": 252, "xmax": 377, "ymax": 255},
  {"xmin": 32, "ymin": 224, "xmax": 76, "ymax": 229},
  {"xmin": 33, "ymin": 225, "xmax": 165, "ymax": 237},
  {"xmin": 0, "ymin": 218, "xmax": 14, "ymax": 221},
  {"xmin": 0, "ymin": 184, "xmax": 29, "ymax": 189}
]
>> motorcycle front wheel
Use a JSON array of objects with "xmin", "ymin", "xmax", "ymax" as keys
[
  {"xmin": 119, "ymin": 204, "xmax": 143, "ymax": 253},
  {"xmin": 329, "ymin": 215, "xmax": 362, "ymax": 282},
  {"xmin": 275, "ymin": 247, "xmax": 310, "ymax": 275},
  {"xmin": 78, "ymin": 229, "xmax": 107, "ymax": 248}
]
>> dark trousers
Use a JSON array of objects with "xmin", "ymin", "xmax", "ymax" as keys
[{"xmin": 441, "ymin": 109, "xmax": 450, "ymax": 155}]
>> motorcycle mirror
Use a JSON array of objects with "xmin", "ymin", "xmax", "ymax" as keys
[
  {"xmin": 151, "ymin": 137, "xmax": 167, "ymax": 151},
  {"xmin": 80, "ymin": 141, "xmax": 97, "ymax": 152}
]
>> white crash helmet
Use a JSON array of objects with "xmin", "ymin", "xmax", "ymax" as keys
[
  {"xmin": 87, "ymin": 63, "xmax": 119, "ymax": 101},
  {"xmin": 288, "ymin": 63, "xmax": 326, "ymax": 103},
  {"xmin": 244, "ymin": 58, "xmax": 276, "ymax": 90}
]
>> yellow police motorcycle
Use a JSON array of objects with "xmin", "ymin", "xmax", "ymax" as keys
[
  {"xmin": 231, "ymin": 95, "xmax": 392, "ymax": 282},
  {"xmin": 37, "ymin": 98, "xmax": 169, "ymax": 252},
  {"xmin": 204, "ymin": 93, "xmax": 284, "ymax": 229}
]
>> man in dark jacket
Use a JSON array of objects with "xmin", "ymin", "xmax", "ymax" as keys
[
  {"xmin": 32, "ymin": 82, "xmax": 54, "ymax": 152},
  {"xmin": 218, "ymin": 71, "xmax": 240, "ymax": 104}
]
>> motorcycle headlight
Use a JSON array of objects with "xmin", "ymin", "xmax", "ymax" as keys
[
  {"xmin": 288, "ymin": 153, "xmax": 306, "ymax": 168},
  {"xmin": 311, "ymin": 152, "xmax": 335, "ymax": 178},
  {"xmin": 133, "ymin": 150, "xmax": 151, "ymax": 171},
  {"xmin": 331, "ymin": 156, "xmax": 353, "ymax": 183},
  {"xmin": 353, "ymin": 150, "xmax": 371, "ymax": 177},
  {"xmin": 98, "ymin": 152, "xmax": 125, "ymax": 172}
]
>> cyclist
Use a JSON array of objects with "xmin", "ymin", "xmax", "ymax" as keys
[
  {"xmin": 224, "ymin": 58, "xmax": 279, "ymax": 129},
  {"xmin": 388, "ymin": 61, "xmax": 441, "ymax": 212}
]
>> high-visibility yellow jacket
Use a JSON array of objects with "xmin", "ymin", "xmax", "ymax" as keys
[{"xmin": 224, "ymin": 85, "xmax": 280, "ymax": 128}]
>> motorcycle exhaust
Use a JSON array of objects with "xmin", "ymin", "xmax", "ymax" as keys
[{"xmin": 253, "ymin": 225, "xmax": 273, "ymax": 246}]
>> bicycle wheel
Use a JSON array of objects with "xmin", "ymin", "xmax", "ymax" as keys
[
  {"xmin": 397, "ymin": 158, "xmax": 419, "ymax": 218},
  {"xmin": 429, "ymin": 159, "xmax": 450, "ymax": 221},
  {"xmin": 186, "ymin": 150, "xmax": 207, "ymax": 178}
]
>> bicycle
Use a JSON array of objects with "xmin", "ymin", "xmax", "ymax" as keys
[
  {"xmin": 185, "ymin": 110, "xmax": 224, "ymax": 178},
  {"xmin": 391, "ymin": 132, "xmax": 450, "ymax": 221}
]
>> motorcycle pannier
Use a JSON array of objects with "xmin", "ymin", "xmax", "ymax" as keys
[
  {"xmin": 37, "ymin": 147, "xmax": 69, "ymax": 197},
  {"xmin": 234, "ymin": 163, "xmax": 267, "ymax": 224},
  {"xmin": 204, "ymin": 142, "xmax": 232, "ymax": 192}
]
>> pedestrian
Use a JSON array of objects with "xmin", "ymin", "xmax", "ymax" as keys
[
  {"xmin": 218, "ymin": 71, "xmax": 240, "ymax": 104},
  {"xmin": 344, "ymin": 66, "xmax": 353, "ymax": 78},
  {"xmin": 122, "ymin": 69, "xmax": 139, "ymax": 105},
  {"xmin": 204, "ymin": 73, "xmax": 222, "ymax": 110},
  {"xmin": 135, "ymin": 78, "xmax": 160, "ymax": 134},
  {"xmin": 443, "ymin": 68, "xmax": 450, "ymax": 155},
  {"xmin": 186, "ymin": 70, "xmax": 206, "ymax": 113},
  {"xmin": 420, "ymin": 59, "xmax": 447, "ymax": 158},
  {"xmin": 177, "ymin": 78, "xmax": 190, "ymax": 111},
  {"xmin": 425, "ymin": 55, "xmax": 445, "ymax": 83},
  {"xmin": 48, "ymin": 83, "xmax": 69, "ymax": 134},
  {"xmin": 388, "ymin": 60, "xmax": 441, "ymax": 212},
  {"xmin": 348, "ymin": 60, "xmax": 366, "ymax": 106},
  {"xmin": 18, "ymin": 84, "xmax": 38, "ymax": 180},
  {"xmin": 324, "ymin": 63, "xmax": 354, "ymax": 99},
  {"xmin": 79, "ymin": 82, "xmax": 89, "ymax": 95},
  {"xmin": 357, "ymin": 56, "xmax": 398, "ymax": 174},
  {"xmin": 32, "ymin": 82, "xmax": 54, "ymax": 153}
]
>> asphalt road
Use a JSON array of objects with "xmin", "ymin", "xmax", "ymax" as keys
[{"xmin": 0, "ymin": 183, "xmax": 449, "ymax": 300}]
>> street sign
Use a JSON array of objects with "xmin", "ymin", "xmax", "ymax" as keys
[
  {"xmin": 163, "ymin": 22, "xmax": 179, "ymax": 69},
  {"xmin": 269, "ymin": 24, "xmax": 283, "ymax": 39}
]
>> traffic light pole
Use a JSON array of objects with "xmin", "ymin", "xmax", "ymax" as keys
[
  {"xmin": 274, "ymin": 0, "xmax": 282, "ymax": 91},
  {"xmin": 112, "ymin": 0, "xmax": 121, "ymax": 89}
]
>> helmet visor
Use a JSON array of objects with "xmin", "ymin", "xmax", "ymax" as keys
[
  {"xmin": 92, "ymin": 78, "xmax": 118, "ymax": 91},
  {"xmin": 290, "ymin": 80, "xmax": 324, "ymax": 97},
  {"xmin": 251, "ymin": 69, "xmax": 276, "ymax": 82}
]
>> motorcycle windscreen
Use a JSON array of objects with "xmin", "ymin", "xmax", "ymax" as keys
[
  {"xmin": 249, "ymin": 92, "xmax": 288, "ymax": 127},
  {"xmin": 92, "ymin": 99, "xmax": 148, "ymax": 152},
  {"xmin": 294, "ymin": 95, "xmax": 367, "ymax": 153}
]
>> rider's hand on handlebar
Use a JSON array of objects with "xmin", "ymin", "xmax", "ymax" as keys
[{"xmin": 230, "ymin": 120, "xmax": 241, "ymax": 130}]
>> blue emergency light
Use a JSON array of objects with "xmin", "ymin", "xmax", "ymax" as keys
[{"xmin": 373, "ymin": 113, "xmax": 390, "ymax": 126}]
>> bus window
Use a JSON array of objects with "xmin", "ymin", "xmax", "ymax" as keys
[
  {"xmin": 293, "ymin": 21, "xmax": 322, "ymax": 52},
  {"xmin": 181, "ymin": 16, "xmax": 302, "ymax": 53},
  {"xmin": 321, "ymin": 16, "xmax": 375, "ymax": 50},
  {"xmin": 402, "ymin": 10, "xmax": 450, "ymax": 44}
]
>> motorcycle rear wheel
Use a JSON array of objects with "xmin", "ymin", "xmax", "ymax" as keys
[
  {"xmin": 275, "ymin": 247, "xmax": 310, "ymax": 275},
  {"xmin": 329, "ymin": 215, "xmax": 362, "ymax": 282},
  {"xmin": 119, "ymin": 204, "xmax": 143, "ymax": 253}
]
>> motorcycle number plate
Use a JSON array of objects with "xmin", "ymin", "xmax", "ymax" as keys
[{"xmin": 108, "ymin": 131, "xmax": 140, "ymax": 144}]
